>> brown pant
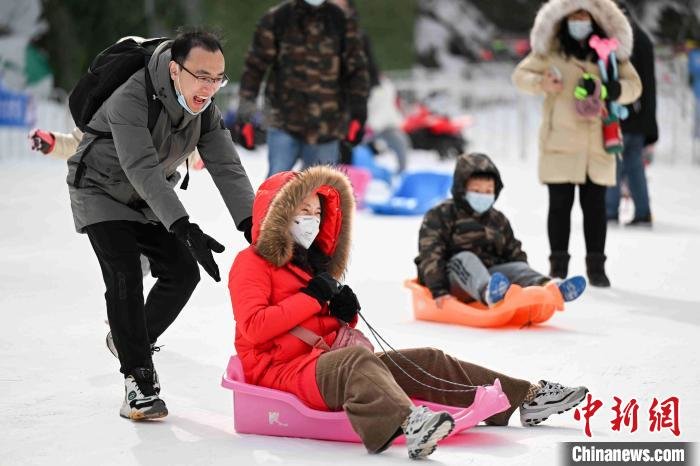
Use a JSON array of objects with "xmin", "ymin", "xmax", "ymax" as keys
[{"xmin": 315, "ymin": 346, "xmax": 531, "ymax": 453}]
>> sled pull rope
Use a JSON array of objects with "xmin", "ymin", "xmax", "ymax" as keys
[{"xmin": 358, "ymin": 312, "xmax": 487, "ymax": 393}]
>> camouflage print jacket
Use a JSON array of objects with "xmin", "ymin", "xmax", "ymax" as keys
[
  {"xmin": 415, "ymin": 153, "xmax": 528, "ymax": 298},
  {"xmin": 239, "ymin": 0, "xmax": 369, "ymax": 144}
]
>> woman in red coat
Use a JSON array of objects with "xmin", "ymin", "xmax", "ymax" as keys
[{"xmin": 229, "ymin": 165, "xmax": 587, "ymax": 458}]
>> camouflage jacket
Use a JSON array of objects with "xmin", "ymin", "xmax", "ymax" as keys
[
  {"xmin": 415, "ymin": 153, "xmax": 527, "ymax": 298},
  {"xmin": 239, "ymin": 0, "xmax": 369, "ymax": 144}
]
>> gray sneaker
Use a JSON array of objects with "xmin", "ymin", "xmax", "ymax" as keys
[
  {"xmin": 520, "ymin": 380, "xmax": 588, "ymax": 426},
  {"xmin": 403, "ymin": 406, "xmax": 455, "ymax": 459}
]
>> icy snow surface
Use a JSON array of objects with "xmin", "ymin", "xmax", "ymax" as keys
[{"xmin": 1, "ymin": 148, "xmax": 698, "ymax": 465}]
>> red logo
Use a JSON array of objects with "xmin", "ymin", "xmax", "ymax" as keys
[{"xmin": 574, "ymin": 394, "xmax": 681, "ymax": 437}]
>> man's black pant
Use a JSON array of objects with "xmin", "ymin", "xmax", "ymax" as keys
[
  {"xmin": 86, "ymin": 221, "xmax": 200, "ymax": 374},
  {"xmin": 547, "ymin": 179, "xmax": 607, "ymax": 254}
]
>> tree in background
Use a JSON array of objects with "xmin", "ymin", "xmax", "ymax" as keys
[
  {"xmin": 35, "ymin": 0, "xmax": 414, "ymax": 93},
  {"xmin": 30, "ymin": 0, "xmax": 700, "ymax": 92}
]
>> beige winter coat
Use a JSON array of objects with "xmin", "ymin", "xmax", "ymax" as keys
[
  {"xmin": 51, "ymin": 127, "xmax": 202, "ymax": 167},
  {"xmin": 512, "ymin": 0, "xmax": 642, "ymax": 186}
]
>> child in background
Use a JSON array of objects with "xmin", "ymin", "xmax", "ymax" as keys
[{"xmin": 415, "ymin": 152, "xmax": 587, "ymax": 308}]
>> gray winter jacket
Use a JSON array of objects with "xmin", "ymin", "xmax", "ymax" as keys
[{"xmin": 66, "ymin": 41, "xmax": 254, "ymax": 233}]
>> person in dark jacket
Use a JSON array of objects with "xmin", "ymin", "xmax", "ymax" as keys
[
  {"xmin": 606, "ymin": 2, "xmax": 658, "ymax": 226},
  {"xmin": 66, "ymin": 31, "xmax": 255, "ymax": 420},
  {"xmin": 236, "ymin": 0, "xmax": 370, "ymax": 177},
  {"xmin": 416, "ymin": 153, "xmax": 586, "ymax": 308}
]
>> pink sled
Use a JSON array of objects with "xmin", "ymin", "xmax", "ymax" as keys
[
  {"xmin": 221, "ymin": 355, "xmax": 511, "ymax": 443},
  {"xmin": 338, "ymin": 164, "xmax": 372, "ymax": 209}
]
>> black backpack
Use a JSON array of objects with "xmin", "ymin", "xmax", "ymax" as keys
[
  {"xmin": 69, "ymin": 36, "xmax": 169, "ymax": 136},
  {"xmin": 69, "ymin": 36, "xmax": 212, "ymax": 190}
]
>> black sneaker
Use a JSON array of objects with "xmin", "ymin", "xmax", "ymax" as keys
[
  {"xmin": 107, "ymin": 332, "xmax": 161, "ymax": 394},
  {"xmin": 119, "ymin": 367, "xmax": 168, "ymax": 420},
  {"xmin": 625, "ymin": 215, "xmax": 652, "ymax": 227}
]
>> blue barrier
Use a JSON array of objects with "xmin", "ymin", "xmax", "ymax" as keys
[{"xmin": 0, "ymin": 84, "xmax": 34, "ymax": 128}]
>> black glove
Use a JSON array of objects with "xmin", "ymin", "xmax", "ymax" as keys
[
  {"xmin": 604, "ymin": 80, "xmax": 621, "ymax": 101},
  {"xmin": 301, "ymin": 272, "xmax": 341, "ymax": 305},
  {"xmin": 171, "ymin": 217, "xmax": 225, "ymax": 282},
  {"xmin": 603, "ymin": 60, "xmax": 621, "ymax": 101},
  {"xmin": 237, "ymin": 216, "xmax": 253, "ymax": 244},
  {"xmin": 329, "ymin": 285, "xmax": 361, "ymax": 323}
]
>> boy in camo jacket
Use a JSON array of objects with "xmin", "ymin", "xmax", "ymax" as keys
[{"xmin": 415, "ymin": 152, "xmax": 586, "ymax": 308}]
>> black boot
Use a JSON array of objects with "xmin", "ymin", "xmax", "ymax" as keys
[
  {"xmin": 586, "ymin": 253, "xmax": 611, "ymax": 287},
  {"xmin": 549, "ymin": 251, "xmax": 570, "ymax": 279}
]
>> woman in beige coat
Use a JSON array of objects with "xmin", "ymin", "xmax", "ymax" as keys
[{"xmin": 512, "ymin": 0, "xmax": 641, "ymax": 287}]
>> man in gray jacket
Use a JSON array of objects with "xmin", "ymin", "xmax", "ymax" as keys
[{"xmin": 66, "ymin": 31, "xmax": 254, "ymax": 420}]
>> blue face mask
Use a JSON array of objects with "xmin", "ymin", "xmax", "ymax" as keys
[
  {"xmin": 465, "ymin": 191, "xmax": 495, "ymax": 214},
  {"xmin": 175, "ymin": 74, "xmax": 212, "ymax": 116},
  {"xmin": 304, "ymin": 0, "xmax": 325, "ymax": 6},
  {"xmin": 567, "ymin": 19, "xmax": 593, "ymax": 40}
]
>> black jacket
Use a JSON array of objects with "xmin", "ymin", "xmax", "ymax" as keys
[{"xmin": 621, "ymin": 21, "xmax": 658, "ymax": 145}]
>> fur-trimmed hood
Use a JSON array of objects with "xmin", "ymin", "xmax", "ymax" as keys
[
  {"xmin": 530, "ymin": 0, "xmax": 633, "ymax": 60},
  {"xmin": 252, "ymin": 166, "xmax": 355, "ymax": 279}
]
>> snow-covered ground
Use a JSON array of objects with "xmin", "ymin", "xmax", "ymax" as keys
[{"xmin": 1, "ymin": 148, "xmax": 698, "ymax": 466}]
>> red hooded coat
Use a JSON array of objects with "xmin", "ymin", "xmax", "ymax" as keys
[{"xmin": 228, "ymin": 166, "xmax": 356, "ymax": 410}]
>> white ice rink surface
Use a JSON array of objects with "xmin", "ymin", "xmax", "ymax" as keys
[{"xmin": 2, "ymin": 149, "xmax": 699, "ymax": 465}]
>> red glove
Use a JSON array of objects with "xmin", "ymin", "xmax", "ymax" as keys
[
  {"xmin": 345, "ymin": 119, "xmax": 364, "ymax": 146},
  {"xmin": 29, "ymin": 129, "xmax": 56, "ymax": 154},
  {"xmin": 241, "ymin": 123, "xmax": 255, "ymax": 150},
  {"xmin": 233, "ymin": 122, "xmax": 256, "ymax": 150}
]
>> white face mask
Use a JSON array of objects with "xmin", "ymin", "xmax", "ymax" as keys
[
  {"xmin": 175, "ymin": 73, "xmax": 212, "ymax": 116},
  {"xmin": 304, "ymin": 0, "xmax": 325, "ymax": 6},
  {"xmin": 567, "ymin": 19, "xmax": 593, "ymax": 40},
  {"xmin": 290, "ymin": 215, "xmax": 321, "ymax": 249}
]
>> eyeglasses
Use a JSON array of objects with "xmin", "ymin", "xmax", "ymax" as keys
[{"xmin": 178, "ymin": 63, "xmax": 229, "ymax": 88}]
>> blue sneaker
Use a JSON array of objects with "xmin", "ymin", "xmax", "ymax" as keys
[
  {"xmin": 558, "ymin": 276, "xmax": 586, "ymax": 302},
  {"xmin": 484, "ymin": 272, "xmax": 510, "ymax": 307}
]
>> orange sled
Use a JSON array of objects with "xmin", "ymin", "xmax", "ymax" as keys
[{"xmin": 404, "ymin": 279, "xmax": 565, "ymax": 328}]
